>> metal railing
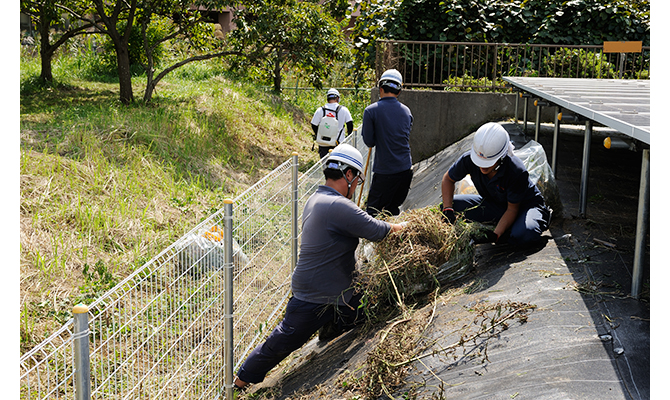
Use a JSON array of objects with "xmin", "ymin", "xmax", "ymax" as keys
[
  {"xmin": 20, "ymin": 131, "xmax": 374, "ymax": 399},
  {"xmin": 376, "ymin": 40, "xmax": 651, "ymax": 91}
]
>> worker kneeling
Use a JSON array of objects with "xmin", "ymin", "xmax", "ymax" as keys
[
  {"xmin": 234, "ymin": 144, "xmax": 405, "ymax": 391},
  {"xmin": 440, "ymin": 122, "xmax": 552, "ymax": 246}
]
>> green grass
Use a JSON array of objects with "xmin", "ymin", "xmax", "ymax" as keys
[{"xmin": 19, "ymin": 49, "xmax": 370, "ymax": 353}]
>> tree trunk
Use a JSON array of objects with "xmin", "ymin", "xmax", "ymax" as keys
[
  {"xmin": 143, "ymin": 69, "xmax": 156, "ymax": 103},
  {"xmin": 38, "ymin": 8, "xmax": 53, "ymax": 82},
  {"xmin": 273, "ymin": 50, "xmax": 282, "ymax": 93},
  {"xmin": 115, "ymin": 43, "xmax": 134, "ymax": 104},
  {"xmin": 39, "ymin": 42, "xmax": 54, "ymax": 82},
  {"xmin": 93, "ymin": 0, "xmax": 137, "ymax": 104}
]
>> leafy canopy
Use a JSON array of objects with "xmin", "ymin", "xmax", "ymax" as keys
[{"xmin": 228, "ymin": 0, "xmax": 349, "ymax": 92}]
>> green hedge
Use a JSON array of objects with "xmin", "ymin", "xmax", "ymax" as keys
[{"xmin": 350, "ymin": 0, "xmax": 650, "ymax": 80}]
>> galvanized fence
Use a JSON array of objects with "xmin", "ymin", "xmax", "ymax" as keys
[
  {"xmin": 20, "ymin": 131, "xmax": 373, "ymax": 400},
  {"xmin": 376, "ymin": 40, "xmax": 651, "ymax": 90}
]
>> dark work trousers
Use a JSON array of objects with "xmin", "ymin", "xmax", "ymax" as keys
[
  {"xmin": 366, "ymin": 169, "xmax": 413, "ymax": 217},
  {"xmin": 318, "ymin": 145, "xmax": 336, "ymax": 159},
  {"xmin": 236, "ymin": 294, "xmax": 363, "ymax": 384},
  {"xmin": 453, "ymin": 194, "xmax": 551, "ymax": 245}
]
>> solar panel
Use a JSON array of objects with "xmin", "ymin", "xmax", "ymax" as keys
[
  {"xmin": 502, "ymin": 76, "xmax": 649, "ymax": 301},
  {"xmin": 503, "ymin": 77, "xmax": 650, "ymax": 144}
]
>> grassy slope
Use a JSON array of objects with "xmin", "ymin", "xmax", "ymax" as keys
[{"xmin": 19, "ymin": 57, "xmax": 369, "ymax": 352}]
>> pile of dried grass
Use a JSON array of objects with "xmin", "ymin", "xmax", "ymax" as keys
[{"xmin": 354, "ymin": 207, "xmax": 480, "ymax": 323}]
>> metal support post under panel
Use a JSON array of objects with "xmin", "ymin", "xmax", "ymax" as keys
[
  {"xmin": 73, "ymin": 304, "xmax": 91, "ymax": 400},
  {"xmin": 292, "ymin": 153, "xmax": 299, "ymax": 272},
  {"xmin": 223, "ymin": 199, "xmax": 234, "ymax": 400},
  {"xmin": 535, "ymin": 103, "xmax": 542, "ymax": 141},
  {"xmin": 631, "ymin": 149, "xmax": 649, "ymax": 298},
  {"xmin": 534, "ymin": 100, "xmax": 550, "ymax": 142},
  {"xmin": 552, "ymin": 107, "xmax": 561, "ymax": 178},
  {"xmin": 522, "ymin": 95, "xmax": 530, "ymax": 134},
  {"xmin": 578, "ymin": 120, "xmax": 593, "ymax": 218},
  {"xmin": 514, "ymin": 92, "xmax": 519, "ymax": 124}
]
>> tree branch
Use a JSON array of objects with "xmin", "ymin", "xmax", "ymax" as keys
[
  {"xmin": 143, "ymin": 49, "xmax": 243, "ymax": 102},
  {"xmin": 48, "ymin": 24, "xmax": 96, "ymax": 51},
  {"xmin": 155, "ymin": 50, "xmax": 243, "ymax": 83},
  {"xmin": 122, "ymin": 0, "xmax": 138, "ymax": 42},
  {"xmin": 387, "ymin": 305, "xmax": 533, "ymax": 368},
  {"xmin": 91, "ymin": 0, "xmax": 114, "ymax": 33}
]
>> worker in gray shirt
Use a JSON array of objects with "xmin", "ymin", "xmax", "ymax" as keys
[
  {"xmin": 234, "ymin": 144, "xmax": 404, "ymax": 391},
  {"xmin": 362, "ymin": 68, "xmax": 413, "ymax": 217}
]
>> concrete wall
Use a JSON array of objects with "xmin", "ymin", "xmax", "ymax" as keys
[{"xmin": 370, "ymin": 89, "xmax": 557, "ymax": 163}]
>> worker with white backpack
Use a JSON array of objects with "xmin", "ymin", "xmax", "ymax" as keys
[{"xmin": 311, "ymin": 88, "xmax": 354, "ymax": 158}]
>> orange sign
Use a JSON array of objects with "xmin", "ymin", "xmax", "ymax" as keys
[{"xmin": 603, "ymin": 41, "xmax": 643, "ymax": 53}]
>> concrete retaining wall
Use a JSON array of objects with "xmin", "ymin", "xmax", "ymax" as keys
[{"xmin": 370, "ymin": 89, "xmax": 557, "ymax": 162}]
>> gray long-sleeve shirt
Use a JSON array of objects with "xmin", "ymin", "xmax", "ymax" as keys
[{"xmin": 291, "ymin": 185, "xmax": 391, "ymax": 305}]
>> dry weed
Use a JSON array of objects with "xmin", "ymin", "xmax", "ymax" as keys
[{"xmin": 354, "ymin": 207, "xmax": 479, "ymax": 323}]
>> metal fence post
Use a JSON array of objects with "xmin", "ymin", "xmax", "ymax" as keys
[
  {"xmin": 223, "ymin": 199, "xmax": 234, "ymax": 400},
  {"xmin": 73, "ymin": 304, "xmax": 91, "ymax": 400},
  {"xmin": 292, "ymin": 153, "xmax": 299, "ymax": 272}
]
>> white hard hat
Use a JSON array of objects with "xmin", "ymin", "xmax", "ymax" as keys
[
  {"xmin": 378, "ymin": 69, "xmax": 403, "ymax": 90},
  {"xmin": 326, "ymin": 88, "xmax": 340, "ymax": 98},
  {"xmin": 470, "ymin": 122, "xmax": 513, "ymax": 168},
  {"xmin": 325, "ymin": 143, "xmax": 364, "ymax": 175}
]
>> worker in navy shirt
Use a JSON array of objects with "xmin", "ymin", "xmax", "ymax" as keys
[
  {"xmin": 234, "ymin": 144, "xmax": 404, "ymax": 391},
  {"xmin": 362, "ymin": 68, "xmax": 413, "ymax": 217},
  {"xmin": 440, "ymin": 122, "xmax": 552, "ymax": 246}
]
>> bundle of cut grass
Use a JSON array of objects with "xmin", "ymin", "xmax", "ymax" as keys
[{"xmin": 354, "ymin": 207, "xmax": 480, "ymax": 323}]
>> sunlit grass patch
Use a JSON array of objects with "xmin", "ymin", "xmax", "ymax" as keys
[{"xmin": 19, "ymin": 53, "xmax": 323, "ymax": 351}]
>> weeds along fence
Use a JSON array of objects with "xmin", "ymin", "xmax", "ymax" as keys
[
  {"xmin": 376, "ymin": 40, "xmax": 651, "ymax": 91},
  {"xmin": 20, "ymin": 131, "xmax": 374, "ymax": 400}
]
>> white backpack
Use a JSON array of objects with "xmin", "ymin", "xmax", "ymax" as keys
[{"xmin": 315, "ymin": 105, "xmax": 341, "ymax": 147}]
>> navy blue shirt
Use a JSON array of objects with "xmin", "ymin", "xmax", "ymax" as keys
[
  {"xmin": 361, "ymin": 97, "xmax": 413, "ymax": 174},
  {"xmin": 448, "ymin": 152, "xmax": 545, "ymax": 209},
  {"xmin": 292, "ymin": 186, "xmax": 391, "ymax": 305}
]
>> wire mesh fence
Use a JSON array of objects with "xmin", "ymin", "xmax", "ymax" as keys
[
  {"xmin": 20, "ymin": 130, "xmax": 373, "ymax": 400},
  {"xmin": 377, "ymin": 40, "xmax": 651, "ymax": 91}
]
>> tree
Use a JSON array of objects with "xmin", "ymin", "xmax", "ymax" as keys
[
  {"xmin": 78, "ymin": 0, "xmax": 138, "ymax": 104},
  {"xmin": 135, "ymin": 0, "xmax": 241, "ymax": 102},
  {"xmin": 20, "ymin": 0, "xmax": 96, "ymax": 82},
  {"xmin": 228, "ymin": 0, "xmax": 349, "ymax": 93},
  {"xmin": 72, "ymin": 0, "xmax": 240, "ymax": 104}
]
